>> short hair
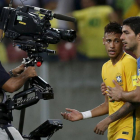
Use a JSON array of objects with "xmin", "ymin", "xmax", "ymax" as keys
[
  {"xmin": 104, "ymin": 22, "xmax": 122, "ymax": 34},
  {"xmin": 95, "ymin": 0, "xmax": 106, "ymax": 5},
  {"xmin": 123, "ymin": 16, "xmax": 140, "ymax": 35}
]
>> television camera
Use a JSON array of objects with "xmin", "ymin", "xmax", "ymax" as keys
[
  {"xmin": 0, "ymin": 3, "xmax": 76, "ymax": 66},
  {"xmin": 0, "ymin": 1, "xmax": 76, "ymax": 139}
]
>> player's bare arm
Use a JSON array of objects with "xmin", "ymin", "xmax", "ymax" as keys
[
  {"xmin": 10, "ymin": 64, "xmax": 25, "ymax": 76},
  {"xmin": 107, "ymin": 80, "xmax": 140, "ymax": 102},
  {"xmin": 61, "ymin": 94, "xmax": 108, "ymax": 121},
  {"xmin": 94, "ymin": 102, "xmax": 139, "ymax": 135},
  {"xmin": 2, "ymin": 67, "xmax": 37, "ymax": 93}
]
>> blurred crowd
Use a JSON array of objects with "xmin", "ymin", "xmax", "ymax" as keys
[{"xmin": 0, "ymin": 0, "xmax": 139, "ymax": 63}]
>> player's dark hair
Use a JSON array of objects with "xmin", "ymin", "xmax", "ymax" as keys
[
  {"xmin": 95, "ymin": 0, "xmax": 106, "ymax": 5},
  {"xmin": 104, "ymin": 22, "xmax": 122, "ymax": 34},
  {"xmin": 123, "ymin": 16, "xmax": 140, "ymax": 35}
]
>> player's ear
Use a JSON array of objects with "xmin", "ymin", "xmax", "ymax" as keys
[
  {"xmin": 137, "ymin": 33, "xmax": 140, "ymax": 41},
  {"xmin": 103, "ymin": 37, "xmax": 105, "ymax": 45}
]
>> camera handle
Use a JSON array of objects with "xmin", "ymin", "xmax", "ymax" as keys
[{"xmin": 18, "ymin": 80, "xmax": 30, "ymax": 134}]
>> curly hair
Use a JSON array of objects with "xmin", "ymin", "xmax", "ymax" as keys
[{"xmin": 104, "ymin": 22, "xmax": 122, "ymax": 34}]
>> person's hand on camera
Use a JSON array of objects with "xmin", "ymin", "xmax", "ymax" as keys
[
  {"xmin": 23, "ymin": 67, "xmax": 37, "ymax": 78},
  {"xmin": 12, "ymin": 64, "xmax": 25, "ymax": 76},
  {"xmin": 3, "ymin": 66, "xmax": 37, "ymax": 93},
  {"xmin": 61, "ymin": 108, "xmax": 83, "ymax": 122}
]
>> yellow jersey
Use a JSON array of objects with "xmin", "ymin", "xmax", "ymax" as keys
[
  {"xmin": 73, "ymin": 6, "xmax": 113, "ymax": 58},
  {"xmin": 136, "ymin": 57, "xmax": 140, "ymax": 86},
  {"xmin": 116, "ymin": 0, "xmax": 140, "ymax": 19},
  {"xmin": 102, "ymin": 52, "xmax": 140, "ymax": 140},
  {"xmin": 123, "ymin": 2, "xmax": 140, "ymax": 20}
]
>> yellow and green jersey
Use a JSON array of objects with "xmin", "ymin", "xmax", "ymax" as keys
[
  {"xmin": 73, "ymin": 6, "xmax": 113, "ymax": 58},
  {"xmin": 115, "ymin": 0, "xmax": 140, "ymax": 19},
  {"xmin": 135, "ymin": 57, "xmax": 140, "ymax": 86},
  {"xmin": 102, "ymin": 52, "xmax": 140, "ymax": 140}
]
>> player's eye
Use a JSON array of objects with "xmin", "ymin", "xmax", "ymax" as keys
[
  {"xmin": 115, "ymin": 40, "xmax": 119, "ymax": 43},
  {"xmin": 106, "ymin": 40, "xmax": 111, "ymax": 43}
]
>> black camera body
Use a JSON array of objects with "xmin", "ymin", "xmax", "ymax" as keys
[
  {"xmin": 0, "ymin": 5, "xmax": 76, "ymax": 66},
  {"xmin": 0, "ymin": 6, "xmax": 76, "ymax": 44}
]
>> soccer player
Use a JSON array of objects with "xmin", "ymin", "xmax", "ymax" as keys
[
  {"xmin": 61, "ymin": 22, "xmax": 140, "ymax": 140},
  {"xmin": 93, "ymin": 17, "xmax": 140, "ymax": 138},
  {"xmin": 106, "ymin": 17, "xmax": 140, "ymax": 103}
]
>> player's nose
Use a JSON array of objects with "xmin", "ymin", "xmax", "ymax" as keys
[
  {"xmin": 110, "ymin": 42, "xmax": 115, "ymax": 48},
  {"xmin": 120, "ymin": 33, "xmax": 124, "ymax": 40}
]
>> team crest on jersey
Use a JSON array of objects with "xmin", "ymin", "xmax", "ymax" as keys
[
  {"xmin": 132, "ymin": 75, "xmax": 137, "ymax": 86},
  {"xmin": 137, "ymin": 75, "xmax": 140, "ymax": 86},
  {"xmin": 138, "ymin": 69, "xmax": 140, "ymax": 76},
  {"xmin": 116, "ymin": 73, "xmax": 123, "ymax": 85}
]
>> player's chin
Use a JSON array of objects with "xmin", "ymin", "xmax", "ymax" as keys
[
  {"xmin": 108, "ymin": 54, "xmax": 116, "ymax": 58},
  {"xmin": 125, "ymin": 46, "xmax": 131, "ymax": 51}
]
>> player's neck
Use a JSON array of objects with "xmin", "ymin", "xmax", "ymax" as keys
[
  {"xmin": 134, "ymin": 45, "xmax": 140, "ymax": 58},
  {"xmin": 110, "ymin": 51, "xmax": 124, "ymax": 65}
]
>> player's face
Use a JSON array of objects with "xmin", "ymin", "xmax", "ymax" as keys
[
  {"xmin": 120, "ymin": 25, "xmax": 138, "ymax": 52},
  {"xmin": 103, "ymin": 32, "xmax": 123, "ymax": 59}
]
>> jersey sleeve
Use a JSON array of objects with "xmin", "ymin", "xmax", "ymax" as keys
[
  {"xmin": 124, "ymin": 57, "xmax": 137, "ymax": 91},
  {"xmin": 136, "ymin": 57, "xmax": 140, "ymax": 86},
  {"xmin": 0, "ymin": 62, "xmax": 10, "ymax": 88},
  {"xmin": 102, "ymin": 63, "xmax": 106, "ymax": 82}
]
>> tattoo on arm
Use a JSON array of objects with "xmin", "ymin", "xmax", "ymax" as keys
[{"xmin": 109, "ymin": 102, "xmax": 139, "ymax": 122}]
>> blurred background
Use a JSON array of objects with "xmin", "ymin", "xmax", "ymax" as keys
[{"xmin": 0, "ymin": 0, "xmax": 139, "ymax": 140}]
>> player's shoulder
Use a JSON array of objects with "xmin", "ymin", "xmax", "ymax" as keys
[
  {"xmin": 122, "ymin": 52, "xmax": 136, "ymax": 63},
  {"xmin": 102, "ymin": 59, "xmax": 111, "ymax": 68},
  {"xmin": 137, "ymin": 57, "xmax": 140, "ymax": 63},
  {"xmin": 121, "ymin": 53, "xmax": 137, "ymax": 69}
]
